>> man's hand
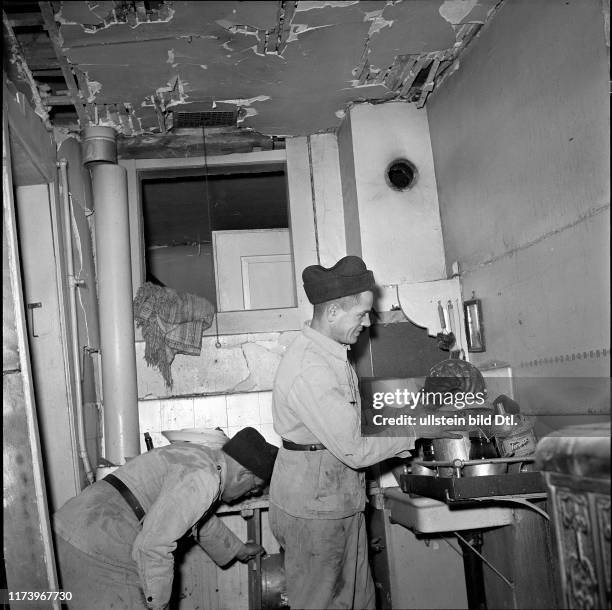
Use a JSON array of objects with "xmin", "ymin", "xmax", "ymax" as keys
[{"xmin": 235, "ymin": 541, "xmax": 265, "ymax": 562}]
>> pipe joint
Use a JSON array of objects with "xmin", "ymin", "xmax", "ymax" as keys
[{"xmin": 68, "ymin": 275, "xmax": 85, "ymax": 288}]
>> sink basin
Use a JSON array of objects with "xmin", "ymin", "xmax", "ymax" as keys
[{"xmin": 383, "ymin": 487, "xmax": 515, "ymax": 533}]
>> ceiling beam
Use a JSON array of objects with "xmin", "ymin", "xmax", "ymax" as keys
[
  {"xmin": 117, "ymin": 130, "xmax": 283, "ymax": 160},
  {"xmin": 26, "ymin": 61, "xmax": 61, "ymax": 71},
  {"xmin": 32, "ymin": 68, "xmax": 63, "ymax": 76},
  {"xmin": 7, "ymin": 12, "xmax": 45, "ymax": 27},
  {"xmin": 38, "ymin": 1, "xmax": 90, "ymax": 126},
  {"xmin": 42, "ymin": 95, "xmax": 74, "ymax": 106}
]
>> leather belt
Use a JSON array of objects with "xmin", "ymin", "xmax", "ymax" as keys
[
  {"xmin": 104, "ymin": 474, "xmax": 146, "ymax": 521},
  {"xmin": 282, "ymin": 439, "xmax": 326, "ymax": 451}
]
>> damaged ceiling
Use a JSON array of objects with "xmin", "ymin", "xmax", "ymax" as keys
[{"xmin": 3, "ymin": 0, "xmax": 502, "ymax": 141}]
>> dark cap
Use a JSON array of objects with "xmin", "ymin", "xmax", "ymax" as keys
[
  {"xmin": 302, "ymin": 256, "xmax": 375, "ymax": 304},
  {"xmin": 222, "ymin": 427, "xmax": 278, "ymax": 482}
]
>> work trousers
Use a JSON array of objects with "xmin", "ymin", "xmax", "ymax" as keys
[
  {"xmin": 269, "ymin": 503, "xmax": 375, "ymax": 610},
  {"xmin": 55, "ymin": 535, "xmax": 150, "ymax": 609}
]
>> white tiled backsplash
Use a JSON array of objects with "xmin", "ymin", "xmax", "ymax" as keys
[{"xmin": 138, "ymin": 391, "xmax": 278, "ymax": 454}]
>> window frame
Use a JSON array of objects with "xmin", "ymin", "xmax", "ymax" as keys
[{"xmin": 120, "ymin": 147, "xmax": 316, "ymax": 337}]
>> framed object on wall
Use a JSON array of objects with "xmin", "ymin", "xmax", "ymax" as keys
[{"xmin": 464, "ymin": 297, "xmax": 485, "ymax": 352}]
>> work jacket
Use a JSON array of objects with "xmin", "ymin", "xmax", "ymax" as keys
[
  {"xmin": 270, "ymin": 325, "xmax": 414, "ymax": 519},
  {"xmin": 54, "ymin": 443, "xmax": 243, "ymax": 609}
]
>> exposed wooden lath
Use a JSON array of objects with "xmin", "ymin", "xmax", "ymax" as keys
[
  {"xmin": 2, "ymin": 10, "xmax": 51, "ymax": 128},
  {"xmin": 77, "ymin": 0, "xmax": 173, "ymax": 33},
  {"xmin": 266, "ymin": 0, "xmax": 297, "ymax": 56},
  {"xmin": 353, "ymin": 21, "xmax": 484, "ymax": 107},
  {"xmin": 39, "ymin": 1, "xmax": 91, "ymax": 127},
  {"xmin": 93, "ymin": 103, "xmax": 142, "ymax": 137},
  {"xmin": 6, "ymin": 12, "xmax": 44, "ymax": 27}
]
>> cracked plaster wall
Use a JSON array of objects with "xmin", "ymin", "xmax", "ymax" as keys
[
  {"xmin": 427, "ymin": 0, "xmax": 610, "ymax": 420},
  {"xmin": 137, "ymin": 331, "xmax": 299, "ymax": 399}
]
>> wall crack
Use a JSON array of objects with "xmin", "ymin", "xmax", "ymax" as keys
[{"xmin": 461, "ymin": 203, "xmax": 610, "ymax": 275}]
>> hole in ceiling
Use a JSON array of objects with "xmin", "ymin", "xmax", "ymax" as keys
[
  {"xmin": 144, "ymin": 0, "xmax": 164, "ymax": 9},
  {"xmin": 386, "ymin": 158, "xmax": 418, "ymax": 191}
]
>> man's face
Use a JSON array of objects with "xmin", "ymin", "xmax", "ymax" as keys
[
  {"xmin": 330, "ymin": 291, "xmax": 373, "ymax": 345},
  {"xmin": 221, "ymin": 471, "xmax": 265, "ymax": 503}
]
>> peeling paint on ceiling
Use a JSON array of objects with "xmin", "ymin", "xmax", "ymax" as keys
[
  {"xmin": 439, "ymin": 0, "xmax": 480, "ymax": 24},
  {"xmin": 5, "ymin": 0, "xmax": 503, "ymax": 137}
]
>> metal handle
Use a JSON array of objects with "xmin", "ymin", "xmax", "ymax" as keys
[{"xmin": 27, "ymin": 302, "xmax": 42, "ymax": 337}]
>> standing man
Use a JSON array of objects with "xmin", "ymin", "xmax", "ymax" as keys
[
  {"xmin": 53, "ymin": 427, "xmax": 278, "ymax": 610},
  {"xmin": 269, "ymin": 256, "xmax": 454, "ymax": 610}
]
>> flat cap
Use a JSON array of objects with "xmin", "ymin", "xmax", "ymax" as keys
[
  {"xmin": 302, "ymin": 256, "xmax": 375, "ymax": 304},
  {"xmin": 222, "ymin": 427, "xmax": 278, "ymax": 482}
]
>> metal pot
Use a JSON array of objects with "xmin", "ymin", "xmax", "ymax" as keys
[
  {"xmin": 463, "ymin": 462, "xmax": 507, "ymax": 477},
  {"xmin": 431, "ymin": 431, "xmax": 472, "ymax": 476},
  {"xmin": 411, "ymin": 462, "xmax": 436, "ymax": 476},
  {"xmin": 261, "ymin": 552, "xmax": 288, "ymax": 609}
]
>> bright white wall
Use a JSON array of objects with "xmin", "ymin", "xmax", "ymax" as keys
[{"xmin": 340, "ymin": 102, "xmax": 446, "ymax": 285}]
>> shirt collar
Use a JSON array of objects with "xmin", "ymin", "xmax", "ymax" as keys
[{"xmin": 303, "ymin": 324, "xmax": 349, "ymax": 361}]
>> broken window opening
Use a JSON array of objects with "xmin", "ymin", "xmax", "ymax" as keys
[{"xmin": 139, "ymin": 164, "xmax": 296, "ymax": 312}]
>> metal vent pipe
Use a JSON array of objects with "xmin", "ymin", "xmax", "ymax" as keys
[{"xmin": 84, "ymin": 127, "xmax": 139, "ymax": 464}]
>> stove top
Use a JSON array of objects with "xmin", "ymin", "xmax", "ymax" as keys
[{"xmin": 400, "ymin": 457, "xmax": 546, "ymax": 503}]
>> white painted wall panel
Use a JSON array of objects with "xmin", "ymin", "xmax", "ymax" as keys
[
  {"xmin": 310, "ymin": 133, "xmax": 347, "ymax": 266},
  {"xmin": 347, "ymin": 102, "xmax": 446, "ymax": 285}
]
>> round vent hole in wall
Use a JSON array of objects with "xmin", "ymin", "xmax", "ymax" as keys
[{"xmin": 385, "ymin": 158, "xmax": 418, "ymax": 191}]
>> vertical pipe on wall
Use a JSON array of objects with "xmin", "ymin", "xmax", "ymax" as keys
[
  {"xmin": 91, "ymin": 163, "xmax": 139, "ymax": 463},
  {"xmin": 58, "ymin": 159, "xmax": 95, "ymax": 484}
]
